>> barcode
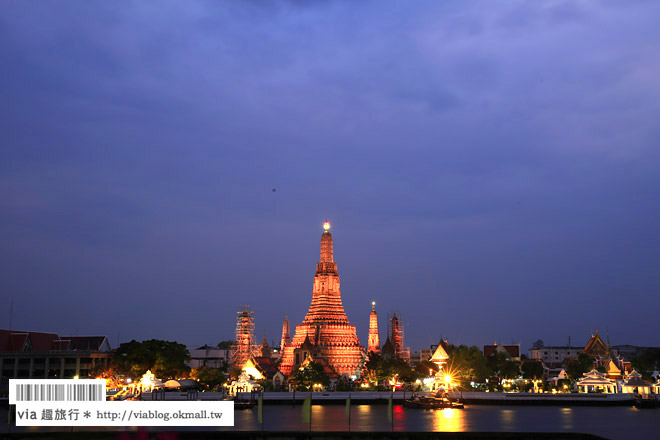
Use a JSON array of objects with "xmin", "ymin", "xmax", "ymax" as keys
[{"xmin": 13, "ymin": 382, "xmax": 105, "ymax": 402}]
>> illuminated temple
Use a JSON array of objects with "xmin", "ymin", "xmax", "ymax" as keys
[{"xmin": 278, "ymin": 221, "xmax": 365, "ymax": 376}]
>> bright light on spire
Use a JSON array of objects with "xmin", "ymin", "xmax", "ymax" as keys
[{"xmin": 323, "ymin": 220, "xmax": 331, "ymax": 231}]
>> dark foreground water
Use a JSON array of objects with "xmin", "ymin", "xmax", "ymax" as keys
[
  {"xmin": 222, "ymin": 404, "xmax": 659, "ymax": 440},
  {"xmin": 4, "ymin": 404, "xmax": 660, "ymax": 440}
]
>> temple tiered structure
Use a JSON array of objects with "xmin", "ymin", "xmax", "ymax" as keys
[
  {"xmin": 278, "ymin": 221, "xmax": 365, "ymax": 376},
  {"xmin": 368, "ymin": 302, "xmax": 380, "ymax": 354}
]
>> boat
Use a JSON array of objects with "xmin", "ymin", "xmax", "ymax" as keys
[
  {"xmin": 403, "ymin": 394, "xmax": 464, "ymax": 409},
  {"xmin": 233, "ymin": 399, "xmax": 256, "ymax": 409}
]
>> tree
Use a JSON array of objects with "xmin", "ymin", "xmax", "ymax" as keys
[
  {"xmin": 632, "ymin": 348, "xmax": 660, "ymax": 379},
  {"xmin": 229, "ymin": 365, "xmax": 243, "ymax": 380},
  {"xmin": 416, "ymin": 360, "xmax": 440, "ymax": 376},
  {"xmin": 363, "ymin": 352, "xmax": 390, "ymax": 385},
  {"xmin": 486, "ymin": 352, "xmax": 520, "ymax": 379},
  {"xmin": 521, "ymin": 361, "xmax": 544, "ymax": 380},
  {"xmin": 565, "ymin": 353, "xmax": 593, "ymax": 380},
  {"xmin": 363, "ymin": 352, "xmax": 418, "ymax": 388},
  {"xmin": 90, "ymin": 365, "xmax": 121, "ymax": 388},
  {"xmin": 500, "ymin": 359, "xmax": 522, "ymax": 379},
  {"xmin": 113, "ymin": 339, "xmax": 191, "ymax": 380},
  {"xmin": 289, "ymin": 362, "xmax": 330, "ymax": 391},
  {"xmin": 191, "ymin": 367, "xmax": 226, "ymax": 390},
  {"xmin": 446, "ymin": 345, "xmax": 492, "ymax": 386},
  {"xmin": 217, "ymin": 340, "xmax": 235, "ymax": 349}
]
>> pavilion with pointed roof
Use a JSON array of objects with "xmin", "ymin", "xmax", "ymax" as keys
[
  {"xmin": 429, "ymin": 339, "xmax": 450, "ymax": 368},
  {"xmin": 577, "ymin": 369, "xmax": 617, "ymax": 394},
  {"xmin": 621, "ymin": 370, "xmax": 651, "ymax": 396}
]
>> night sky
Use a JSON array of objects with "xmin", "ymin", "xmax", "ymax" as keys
[{"xmin": 2, "ymin": 1, "xmax": 660, "ymax": 354}]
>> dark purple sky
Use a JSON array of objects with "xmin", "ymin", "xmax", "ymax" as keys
[{"xmin": 2, "ymin": 1, "xmax": 660, "ymax": 353}]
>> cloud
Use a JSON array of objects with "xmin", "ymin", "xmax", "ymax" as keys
[{"xmin": 2, "ymin": 0, "xmax": 660, "ymax": 348}]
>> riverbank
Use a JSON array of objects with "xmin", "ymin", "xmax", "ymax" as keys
[
  {"xmin": 139, "ymin": 391, "xmax": 645, "ymax": 407},
  {"xmin": 448, "ymin": 391, "xmax": 636, "ymax": 406},
  {"xmin": 141, "ymin": 391, "xmax": 414, "ymax": 403}
]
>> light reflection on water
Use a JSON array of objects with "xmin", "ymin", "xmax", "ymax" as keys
[
  {"xmin": 3, "ymin": 404, "xmax": 658, "ymax": 439},
  {"xmin": 431, "ymin": 408, "xmax": 465, "ymax": 432},
  {"xmin": 499, "ymin": 409, "xmax": 515, "ymax": 431},
  {"xmin": 560, "ymin": 407, "xmax": 573, "ymax": 430}
]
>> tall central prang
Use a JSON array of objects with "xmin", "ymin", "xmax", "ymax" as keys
[{"xmin": 279, "ymin": 221, "xmax": 365, "ymax": 376}]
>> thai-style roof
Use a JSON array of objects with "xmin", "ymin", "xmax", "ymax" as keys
[
  {"xmin": 430, "ymin": 339, "xmax": 450, "ymax": 364},
  {"xmin": 259, "ymin": 334, "xmax": 272, "ymax": 358},
  {"xmin": 381, "ymin": 337, "xmax": 395, "ymax": 356},
  {"xmin": 300, "ymin": 334, "xmax": 316, "ymax": 351},
  {"xmin": 623, "ymin": 377, "xmax": 650, "ymax": 387},
  {"xmin": 0, "ymin": 329, "xmax": 109, "ymax": 352},
  {"xmin": 254, "ymin": 356, "xmax": 280, "ymax": 379},
  {"xmin": 605, "ymin": 359, "xmax": 621, "ymax": 375},
  {"xmin": 577, "ymin": 370, "xmax": 614, "ymax": 386},
  {"xmin": 483, "ymin": 344, "xmax": 520, "ymax": 358},
  {"xmin": 300, "ymin": 354, "xmax": 339, "ymax": 380},
  {"xmin": 623, "ymin": 369, "xmax": 649, "ymax": 387},
  {"xmin": 242, "ymin": 357, "xmax": 266, "ymax": 380},
  {"xmin": 60, "ymin": 336, "xmax": 110, "ymax": 351},
  {"xmin": 583, "ymin": 331, "xmax": 608, "ymax": 357}
]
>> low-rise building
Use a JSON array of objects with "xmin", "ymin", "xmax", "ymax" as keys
[
  {"xmin": 528, "ymin": 344, "xmax": 582, "ymax": 367},
  {"xmin": 611, "ymin": 345, "xmax": 660, "ymax": 360},
  {"xmin": 484, "ymin": 343, "xmax": 521, "ymax": 361},
  {"xmin": 187, "ymin": 345, "xmax": 228, "ymax": 369},
  {"xmin": 0, "ymin": 329, "xmax": 112, "ymax": 393}
]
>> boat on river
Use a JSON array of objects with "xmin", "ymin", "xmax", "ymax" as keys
[{"xmin": 403, "ymin": 393, "xmax": 464, "ymax": 409}]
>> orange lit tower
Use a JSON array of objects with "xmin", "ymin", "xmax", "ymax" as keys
[
  {"xmin": 278, "ymin": 221, "xmax": 365, "ymax": 376},
  {"xmin": 230, "ymin": 306, "xmax": 257, "ymax": 368},
  {"xmin": 368, "ymin": 302, "xmax": 380, "ymax": 354}
]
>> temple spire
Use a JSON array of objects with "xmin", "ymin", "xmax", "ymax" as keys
[
  {"xmin": 320, "ymin": 220, "xmax": 334, "ymax": 263},
  {"xmin": 278, "ymin": 222, "xmax": 364, "ymax": 376},
  {"xmin": 280, "ymin": 315, "xmax": 291, "ymax": 350},
  {"xmin": 368, "ymin": 301, "xmax": 380, "ymax": 354}
]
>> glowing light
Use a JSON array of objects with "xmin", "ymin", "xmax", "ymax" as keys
[
  {"xmin": 73, "ymin": 375, "xmax": 79, "ymax": 380},
  {"xmin": 444, "ymin": 375, "xmax": 452, "ymax": 384},
  {"xmin": 243, "ymin": 359, "xmax": 265, "ymax": 380},
  {"xmin": 323, "ymin": 220, "xmax": 330, "ymax": 230},
  {"xmin": 372, "ymin": 301, "xmax": 375, "ymax": 306},
  {"xmin": 432, "ymin": 407, "xmax": 465, "ymax": 432}
]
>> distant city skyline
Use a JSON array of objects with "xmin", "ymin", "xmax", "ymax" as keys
[{"xmin": 2, "ymin": 1, "xmax": 660, "ymax": 353}]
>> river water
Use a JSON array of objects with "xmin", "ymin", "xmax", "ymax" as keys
[
  {"xmin": 3, "ymin": 404, "xmax": 659, "ymax": 439},
  {"xmin": 222, "ymin": 404, "xmax": 659, "ymax": 440}
]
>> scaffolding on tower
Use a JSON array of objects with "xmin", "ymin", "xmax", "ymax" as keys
[
  {"xmin": 388, "ymin": 312, "xmax": 410, "ymax": 364},
  {"xmin": 230, "ymin": 305, "xmax": 257, "ymax": 368}
]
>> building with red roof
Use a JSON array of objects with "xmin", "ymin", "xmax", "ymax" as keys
[{"xmin": 0, "ymin": 329, "xmax": 112, "ymax": 392}]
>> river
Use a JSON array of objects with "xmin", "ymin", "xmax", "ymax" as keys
[
  {"xmin": 222, "ymin": 404, "xmax": 659, "ymax": 439},
  {"xmin": 3, "ymin": 404, "xmax": 658, "ymax": 439}
]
